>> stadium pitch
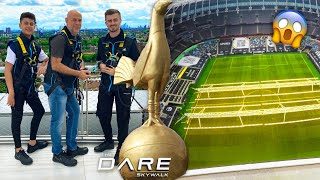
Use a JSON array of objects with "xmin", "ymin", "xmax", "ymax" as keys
[{"xmin": 172, "ymin": 52, "xmax": 320, "ymax": 169}]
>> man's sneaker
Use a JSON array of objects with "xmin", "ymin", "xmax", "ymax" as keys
[
  {"xmin": 27, "ymin": 140, "xmax": 48, "ymax": 153},
  {"xmin": 15, "ymin": 149, "xmax": 33, "ymax": 165},
  {"xmin": 67, "ymin": 146, "xmax": 89, "ymax": 157},
  {"xmin": 114, "ymin": 148, "xmax": 120, "ymax": 165},
  {"xmin": 94, "ymin": 141, "xmax": 114, "ymax": 152},
  {"xmin": 53, "ymin": 151, "xmax": 77, "ymax": 167}
]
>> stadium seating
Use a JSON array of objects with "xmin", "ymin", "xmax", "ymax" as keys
[
  {"xmin": 226, "ymin": 12, "xmax": 241, "ymax": 25},
  {"xmin": 226, "ymin": 25, "xmax": 241, "ymax": 36},
  {"xmin": 258, "ymin": 24, "xmax": 273, "ymax": 35},
  {"xmin": 212, "ymin": 26, "xmax": 225, "ymax": 37},
  {"xmin": 242, "ymin": 24, "xmax": 258, "ymax": 35}
]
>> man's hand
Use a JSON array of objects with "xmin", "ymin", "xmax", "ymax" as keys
[
  {"xmin": 99, "ymin": 63, "xmax": 108, "ymax": 74},
  {"xmin": 37, "ymin": 66, "xmax": 47, "ymax": 75},
  {"xmin": 7, "ymin": 93, "xmax": 15, "ymax": 107},
  {"xmin": 78, "ymin": 69, "xmax": 91, "ymax": 80},
  {"xmin": 99, "ymin": 63, "xmax": 115, "ymax": 76},
  {"xmin": 105, "ymin": 66, "xmax": 115, "ymax": 76}
]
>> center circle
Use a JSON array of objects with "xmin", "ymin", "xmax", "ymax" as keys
[{"xmin": 242, "ymin": 89, "xmax": 281, "ymax": 111}]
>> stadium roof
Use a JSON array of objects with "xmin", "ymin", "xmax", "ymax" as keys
[
  {"xmin": 167, "ymin": 0, "xmax": 320, "ymax": 14},
  {"xmin": 165, "ymin": 0, "xmax": 320, "ymax": 28}
]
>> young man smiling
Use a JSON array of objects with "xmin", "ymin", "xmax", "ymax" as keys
[
  {"xmin": 94, "ymin": 9, "xmax": 140, "ymax": 165},
  {"xmin": 5, "ymin": 12, "xmax": 49, "ymax": 165}
]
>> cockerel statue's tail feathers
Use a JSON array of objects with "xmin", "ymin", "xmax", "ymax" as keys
[{"xmin": 114, "ymin": 56, "xmax": 135, "ymax": 88}]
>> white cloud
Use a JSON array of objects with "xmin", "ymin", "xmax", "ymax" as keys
[
  {"xmin": 138, "ymin": 16, "xmax": 151, "ymax": 20},
  {"xmin": 0, "ymin": 0, "xmax": 160, "ymax": 30},
  {"xmin": 37, "ymin": 0, "xmax": 65, "ymax": 6},
  {"xmin": 109, "ymin": 0, "xmax": 157, "ymax": 12},
  {"xmin": 3, "ymin": 0, "xmax": 21, "ymax": 4}
]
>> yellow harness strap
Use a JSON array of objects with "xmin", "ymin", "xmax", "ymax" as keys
[
  {"xmin": 119, "ymin": 34, "xmax": 126, "ymax": 48},
  {"xmin": 61, "ymin": 29, "xmax": 73, "ymax": 45},
  {"xmin": 16, "ymin": 37, "xmax": 37, "ymax": 63},
  {"xmin": 105, "ymin": 33, "xmax": 126, "ymax": 48},
  {"xmin": 61, "ymin": 29, "xmax": 82, "ymax": 60},
  {"xmin": 16, "ymin": 37, "xmax": 28, "ymax": 55}
]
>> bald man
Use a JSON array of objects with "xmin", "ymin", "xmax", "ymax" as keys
[{"xmin": 44, "ymin": 9, "xmax": 90, "ymax": 167}]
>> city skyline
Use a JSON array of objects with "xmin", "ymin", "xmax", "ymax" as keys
[
  {"xmin": 0, "ymin": 23, "xmax": 149, "ymax": 34},
  {"xmin": 0, "ymin": 0, "xmax": 158, "ymax": 30}
]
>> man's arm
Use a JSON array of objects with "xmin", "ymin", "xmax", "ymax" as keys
[
  {"xmin": 95, "ymin": 38, "xmax": 111, "ymax": 75},
  {"xmin": 4, "ymin": 62, "xmax": 15, "ymax": 107},
  {"xmin": 51, "ymin": 56, "xmax": 82, "ymax": 76},
  {"xmin": 51, "ymin": 57, "xmax": 90, "ymax": 80},
  {"xmin": 99, "ymin": 61, "xmax": 110, "ymax": 75},
  {"xmin": 4, "ymin": 45, "xmax": 16, "ymax": 107},
  {"xmin": 50, "ymin": 35, "xmax": 90, "ymax": 80},
  {"xmin": 37, "ymin": 49, "xmax": 49, "ymax": 74}
]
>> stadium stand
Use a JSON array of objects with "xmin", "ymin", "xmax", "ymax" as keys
[
  {"xmin": 258, "ymin": 11, "xmax": 275, "ymax": 23},
  {"xmin": 199, "ymin": 29, "xmax": 212, "ymax": 40},
  {"xmin": 226, "ymin": 25, "xmax": 241, "ymax": 36},
  {"xmin": 239, "ymin": 11, "xmax": 257, "ymax": 24},
  {"xmin": 212, "ymin": 26, "xmax": 226, "ymax": 37},
  {"xmin": 226, "ymin": 12, "xmax": 241, "ymax": 25},
  {"xmin": 242, "ymin": 24, "xmax": 258, "ymax": 35},
  {"xmin": 257, "ymin": 23, "xmax": 273, "ymax": 35}
]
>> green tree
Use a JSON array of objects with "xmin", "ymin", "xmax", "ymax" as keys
[
  {"xmin": 90, "ymin": 38, "xmax": 99, "ymax": 46},
  {"xmin": 38, "ymin": 40, "xmax": 49, "ymax": 46},
  {"xmin": 82, "ymin": 39, "xmax": 89, "ymax": 46},
  {"xmin": 82, "ymin": 53, "xmax": 97, "ymax": 63},
  {"xmin": 0, "ymin": 43, "xmax": 6, "ymax": 49}
]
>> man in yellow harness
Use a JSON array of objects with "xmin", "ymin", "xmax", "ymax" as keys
[
  {"xmin": 44, "ymin": 9, "xmax": 90, "ymax": 167},
  {"xmin": 4, "ymin": 12, "xmax": 49, "ymax": 165},
  {"xmin": 94, "ymin": 9, "xmax": 140, "ymax": 165}
]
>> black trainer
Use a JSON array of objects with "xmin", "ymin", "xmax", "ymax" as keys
[
  {"xmin": 27, "ymin": 140, "xmax": 49, "ymax": 153},
  {"xmin": 15, "ymin": 149, "xmax": 33, "ymax": 165},
  {"xmin": 114, "ymin": 148, "xmax": 120, "ymax": 165},
  {"xmin": 53, "ymin": 151, "xmax": 77, "ymax": 167},
  {"xmin": 94, "ymin": 141, "xmax": 114, "ymax": 152},
  {"xmin": 67, "ymin": 146, "xmax": 89, "ymax": 157}
]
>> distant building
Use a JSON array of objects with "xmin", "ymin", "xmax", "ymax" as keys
[
  {"xmin": 121, "ymin": 23, "xmax": 129, "ymax": 29},
  {"xmin": 5, "ymin": 27, "xmax": 11, "ymax": 34}
]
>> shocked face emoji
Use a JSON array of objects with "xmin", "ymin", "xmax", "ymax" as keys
[{"xmin": 272, "ymin": 10, "xmax": 307, "ymax": 49}]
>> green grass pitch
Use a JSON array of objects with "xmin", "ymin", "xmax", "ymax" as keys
[{"xmin": 171, "ymin": 52, "xmax": 320, "ymax": 169}]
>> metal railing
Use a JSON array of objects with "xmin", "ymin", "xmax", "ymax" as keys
[{"xmin": 0, "ymin": 76, "xmax": 148, "ymax": 142}]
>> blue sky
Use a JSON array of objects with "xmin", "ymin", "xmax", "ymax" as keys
[{"xmin": 0, "ymin": 0, "xmax": 158, "ymax": 30}]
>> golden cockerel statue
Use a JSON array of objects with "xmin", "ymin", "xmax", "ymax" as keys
[
  {"xmin": 114, "ymin": 0, "xmax": 173, "ymax": 126},
  {"xmin": 114, "ymin": 1, "xmax": 188, "ymax": 179}
]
